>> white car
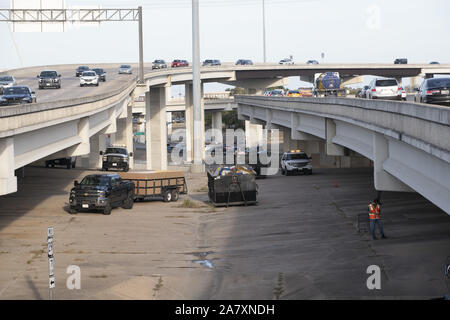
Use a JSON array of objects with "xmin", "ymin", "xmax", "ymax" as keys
[
  {"xmin": 118, "ymin": 64, "xmax": 133, "ymax": 74},
  {"xmin": 80, "ymin": 71, "xmax": 99, "ymax": 87},
  {"xmin": 0, "ymin": 75, "xmax": 16, "ymax": 94},
  {"xmin": 280, "ymin": 150, "xmax": 312, "ymax": 175},
  {"xmin": 365, "ymin": 78, "xmax": 402, "ymax": 100},
  {"xmin": 279, "ymin": 58, "xmax": 294, "ymax": 65}
]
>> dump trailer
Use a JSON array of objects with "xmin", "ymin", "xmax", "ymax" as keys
[
  {"xmin": 313, "ymin": 72, "xmax": 347, "ymax": 97},
  {"xmin": 119, "ymin": 171, "xmax": 187, "ymax": 202},
  {"xmin": 207, "ymin": 167, "xmax": 258, "ymax": 207}
]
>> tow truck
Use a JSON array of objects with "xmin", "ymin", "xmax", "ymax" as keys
[{"xmin": 280, "ymin": 149, "xmax": 312, "ymax": 175}]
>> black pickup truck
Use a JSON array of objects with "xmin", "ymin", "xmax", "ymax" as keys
[{"xmin": 69, "ymin": 174, "xmax": 134, "ymax": 215}]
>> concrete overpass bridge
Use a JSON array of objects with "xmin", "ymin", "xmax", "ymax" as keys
[
  {"xmin": 1, "ymin": 62, "xmax": 450, "ymax": 198},
  {"xmin": 236, "ymin": 95, "xmax": 450, "ymax": 215}
]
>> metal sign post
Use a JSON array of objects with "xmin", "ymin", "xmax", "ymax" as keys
[{"xmin": 47, "ymin": 227, "xmax": 55, "ymax": 300}]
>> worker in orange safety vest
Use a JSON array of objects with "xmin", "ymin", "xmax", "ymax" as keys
[{"xmin": 368, "ymin": 198, "xmax": 386, "ymax": 240}]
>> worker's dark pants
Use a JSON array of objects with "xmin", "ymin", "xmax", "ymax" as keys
[{"xmin": 370, "ymin": 219, "xmax": 385, "ymax": 239}]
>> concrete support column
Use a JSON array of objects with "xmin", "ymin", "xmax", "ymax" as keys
[
  {"xmin": 245, "ymin": 120, "xmax": 263, "ymax": 149},
  {"xmin": 115, "ymin": 106, "xmax": 134, "ymax": 169},
  {"xmin": 325, "ymin": 118, "xmax": 345, "ymax": 156},
  {"xmin": 211, "ymin": 111, "xmax": 223, "ymax": 144},
  {"xmin": 77, "ymin": 117, "xmax": 91, "ymax": 168},
  {"xmin": 0, "ymin": 138, "xmax": 17, "ymax": 194},
  {"xmin": 185, "ymin": 83, "xmax": 194, "ymax": 163},
  {"xmin": 145, "ymin": 87, "xmax": 168, "ymax": 171},
  {"xmin": 211, "ymin": 111, "xmax": 222, "ymax": 132},
  {"xmin": 373, "ymin": 133, "xmax": 412, "ymax": 192},
  {"xmin": 167, "ymin": 112, "xmax": 173, "ymax": 139}
]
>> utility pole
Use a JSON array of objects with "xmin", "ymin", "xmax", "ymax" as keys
[
  {"xmin": 262, "ymin": 0, "xmax": 267, "ymax": 63},
  {"xmin": 138, "ymin": 6, "xmax": 144, "ymax": 83},
  {"xmin": 192, "ymin": 0, "xmax": 203, "ymax": 171}
]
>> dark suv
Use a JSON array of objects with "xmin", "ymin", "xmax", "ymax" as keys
[
  {"xmin": 37, "ymin": 70, "xmax": 61, "ymax": 89},
  {"xmin": 75, "ymin": 66, "xmax": 89, "ymax": 77},
  {"xmin": 394, "ymin": 58, "xmax": 408, "ymax": 64},
  {"xmin": 414, "ymin": 77, "xmax": 450, "ymax": 106},
  {"xmin": 101, "ymin": 146, "xmax": 132, "ymax": 172},
  {"xmin": 92, "ymin": 68, "xmax": 106, "ymax": 82},
  {"xmin": 236, "ymin": 59, "xmax": 253, "ymax": 65}
]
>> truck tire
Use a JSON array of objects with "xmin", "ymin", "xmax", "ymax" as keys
[
  {"xmin": 103, "ymin": 201, "xmax": 112, "ymax": 215},
  {"xmin": 69, "ymin": 207, "xmax": 77, "ymax": 214},
  {"xmin": 122, "ymin": 191, "xmax": 134, "ymax": 209},
  {"xmin": 171, "ymin": 189, "xmax": 179, "ymax": 202},
  {"xmin": 123, "ymin": 166, "xmax": 129, "ymax": 172},
  {"xmin": 67, "ymin": 163, "xmax": 71, "ymax": 169},
  {"xmin": 163, "ymin": 189, "xmax": 172, "ymax": 202}
]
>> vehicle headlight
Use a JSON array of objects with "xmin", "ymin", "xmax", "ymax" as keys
[
  {"xmin": 98, "ymin": 191, "xmax": 106, "ymax": 198},
  {"xmin": 1, "ymin": 97, "xmax": 6, "ymax": 101},
  {"xmin": 123, "ymin": 158, "xmax": 128, "ymax": 162},
  {"xmin": 103, "ymin": 156, "xmax": 107, "ymax": 161},
  {"xmin": 22, "ymin": 97, "xmax": 30, "ymax": 101},
  {"xmin": 39, "ymin": 79, "xmax": 42, "ymax": 82}
]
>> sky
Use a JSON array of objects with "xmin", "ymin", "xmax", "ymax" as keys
[{"xmin": 1, "ymin": 0, "xmax": 450, "ymax": 93}]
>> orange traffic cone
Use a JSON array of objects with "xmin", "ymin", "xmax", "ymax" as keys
[{"xmin": 333, "ymin": 180, "xmax": 339, "ymax": 188}]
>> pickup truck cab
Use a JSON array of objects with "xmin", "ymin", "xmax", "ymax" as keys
[
  {"xmin": 37, "ymin": 70, "xmax": 61, "ymax": 89},
  {"xmin": 69, "ymin": 174, "xmax": 134, "ymax": 215}
]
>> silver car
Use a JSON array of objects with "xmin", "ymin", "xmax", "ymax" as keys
[
  {"xmin": 365, "ymin": 78, "xmax": 401, "ymax": 100},
  {"xmin": 118, "ymin": 64, "xmax": 133, "ymax": 74},
  {"xmin": 0, "ymin": 75, "xmax": 16, "ymax": 94}
]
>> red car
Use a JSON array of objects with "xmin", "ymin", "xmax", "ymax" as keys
[{"xmin": 171, "ymin": 59, "xmax": 189, "ymax": 68}]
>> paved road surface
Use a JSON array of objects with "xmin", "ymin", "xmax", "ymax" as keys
[{"xmin": 0, "ymin": 166, "xmax": 448, "ymax": 299}]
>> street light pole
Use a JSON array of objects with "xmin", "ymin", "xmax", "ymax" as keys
[
  {"xmin": 138, "ymin": 6, "xmax": 144, "ymax": 83},
  {"xmin": 192, "ymin": 0, "xmax": 203, "ymax": 171},
  {"xmin": 262, "ymin": 0, "xmax": 266, "ymax": 63}
]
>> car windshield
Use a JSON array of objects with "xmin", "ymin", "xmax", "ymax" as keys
[
  {"xmin": 78, "ymin": 66, "xmax": 89, "ymax": 70},
  {"xmin": 0, "ymin": 76, "xmax": 13, "ymax": 81},
  {"xmin": 93, "ymin": 69, "xmax": 104, "ymax": 74},
  {"xmin": 82, "ymin": 72, "xmax": 96, "ymax": 76},
  {"xmin": 289, "ymin": 90, "xmax": 299, "ymax": 94},
  {"xmin": 4, "ymin": 87, "xmax": 29, "ymax": 95},
  {"xmin": 427, "ymin": 78, "xmax": 450, "ymax": 88},
  {"xmin": 375, "ymin": 79, "xmax": 397, "ymax": 87},
  {"xmin": 80, "ymin": 175, "xmax": 111, "ymax": 186},
  {"xmin": 272, "ymin": 90, "xmax": 283, "ymax": 94},
  {"xmin": 40, "ymin": 71, "xmax": 57, "ymax": 77},
  {"xmin": 286, "ymin": 153, "xmax": 309, "ymax": 160},
  {"xmin": 155, "ymin": 60, "xmax": 164, "ymax": 63},
  {"xmin": 120, "ymin": 65, "xmax": 130, "ymax": 68},
  {"xmin": 106, "ymin": 148, "xmax": 127, "ymax": 155}
]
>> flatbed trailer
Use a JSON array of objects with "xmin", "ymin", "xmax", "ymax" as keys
[{"xmin": 119, "ymin": 171, "xmax": 187, "ymax": 202}]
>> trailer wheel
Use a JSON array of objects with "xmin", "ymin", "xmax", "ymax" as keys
[
  {"xmin": 171, "ymin": 189, "xmax": 179, "ymax": 202},
  {"xmin": 163, "ymin": 189, "xmax": 172, "ymax": 202}
]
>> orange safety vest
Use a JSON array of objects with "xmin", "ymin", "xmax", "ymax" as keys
[{"xmin": 368, "ymin": 203, "xmax": 380, "ymax": 220}]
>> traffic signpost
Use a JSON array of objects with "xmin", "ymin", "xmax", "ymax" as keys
[{"xmin": 47, "ymin": 227, "xmax": 55, "ymax": 300}]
